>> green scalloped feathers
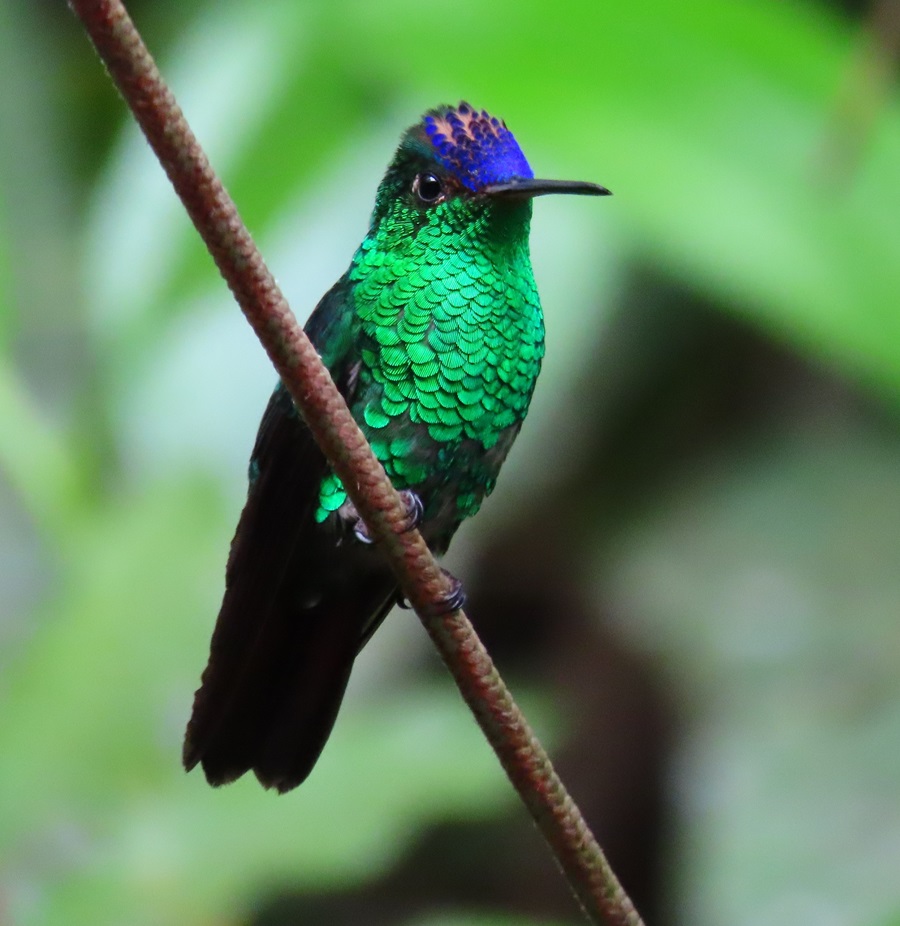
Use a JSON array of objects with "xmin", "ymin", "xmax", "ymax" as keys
[{"xmin": 315, "ymin": 197, "xmax": 543, "ymax": 522}]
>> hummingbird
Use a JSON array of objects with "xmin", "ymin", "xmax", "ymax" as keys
[{"xmin": 183, "ymin": 102, "xmax": 609, "ymax": 793}]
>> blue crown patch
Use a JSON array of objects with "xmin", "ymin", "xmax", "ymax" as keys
[{"xmin": 423, "ymin": 102, "xmax": 534, "ymax": 191}]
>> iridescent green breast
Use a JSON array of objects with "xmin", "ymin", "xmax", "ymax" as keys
[{"xmin": 315, "ymin": 199, "xmax": 543, "ymax": 524}]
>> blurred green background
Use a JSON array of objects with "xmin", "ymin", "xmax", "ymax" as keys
[{"xmin": 2, "ymin": 0, "xmax": 900, "ymax": 924}]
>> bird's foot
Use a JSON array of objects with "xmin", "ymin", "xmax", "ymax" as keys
[
  {"xmin": 397, "ymin": 569, "xmax": 467, "ymax": 616},
  {"xmin": 339, "ymin": 505, "xmax": 373, "ymax": 544},
  {"xmin": 341, "ymin": 490, "xmax": 423, "ymax": 545},
  {"xmin": 395, "ymin": 490, "xmax": 424, "ymax": 534}
]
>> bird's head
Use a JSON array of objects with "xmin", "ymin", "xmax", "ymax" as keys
[{"xmin": 368, "ymin": 102, "xmax": 609, "ymax": 247}]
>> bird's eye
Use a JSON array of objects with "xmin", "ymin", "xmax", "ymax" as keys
[{"xmin": 413, "ymin": 173, "xmax": 444, "ymax": 204}]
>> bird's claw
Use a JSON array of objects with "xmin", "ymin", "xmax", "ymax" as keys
[
  {"xmin": 396, "ymin": 490, "xmax": 424, "ymax": 534},
  {"xmin": 397, "ymin": 569, "xmax": 467, "ymax": 616},
  {"xmin": 344, "ymin": 491, "xmax": 423, "ymax": 545},
  {"xmin": 352, "ymin": 520, "xmax": 374, "ymax": 544},
  {"xmin": 434, "ymin": 572, "xmax": 467, "ymax": 614}
]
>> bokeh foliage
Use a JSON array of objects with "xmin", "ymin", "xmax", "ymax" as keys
[{"xmin": 1, "ymin": 0, "xmax": 899, "ymax": 924}]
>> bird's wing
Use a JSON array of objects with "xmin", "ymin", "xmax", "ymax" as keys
[{"xmin": 183, "ymin": 282, "xmax": 397, "ymax": 792}]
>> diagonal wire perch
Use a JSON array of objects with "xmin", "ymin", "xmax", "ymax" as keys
[{"xmin": 67, "ymin": 3, "xmax": 645, "ymax": 924}]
